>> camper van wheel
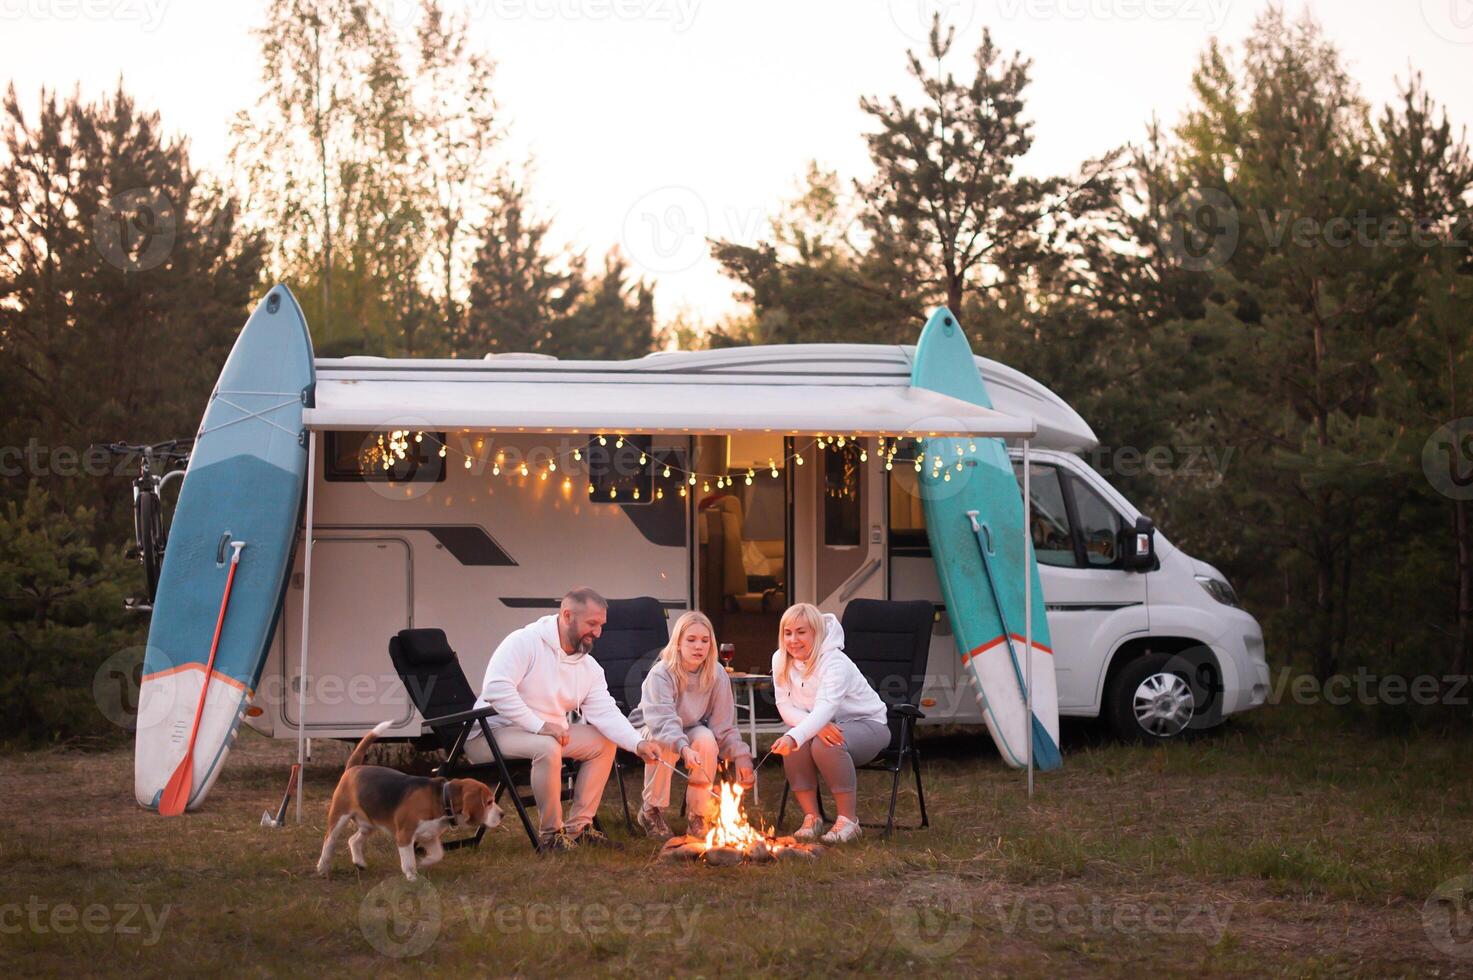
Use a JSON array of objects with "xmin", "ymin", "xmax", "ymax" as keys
[{"xmin": 1107, "ymin": 652, "xmax": 1196, "ymax": 743}]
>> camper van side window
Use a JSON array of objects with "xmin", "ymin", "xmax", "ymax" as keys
[
  {"xmin": 1011, "ymin": 463, "xmax": 1079, "ymax": 569},
  {"xmin": 587, "ymin": 434, "xmax": 653, "ymax": 504},
  {"xmin": 1067, "ymin": 475, "xmax": 1123, "ymax": 568},
  {"xmin": 324, "ymin": 431, "xmax": 448, "ymax": 483},
  {"xmin": 823, "ymin": 442, "xmax": 863, "ymax": 547}
]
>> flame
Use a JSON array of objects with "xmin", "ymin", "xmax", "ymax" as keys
[{"xmin": 702, "ymin": 781, "xmax": 767, "ymax": 850}]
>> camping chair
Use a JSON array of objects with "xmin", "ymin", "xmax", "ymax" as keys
[
  {"xmin": 777, "ymin": 598, "xmax": 935, "ymax": 837},
  {"xmin": 388, "ymin": 627, "xmax": 585, "ymax": 854},
  {"xmin": 588, "ymin": 596, "xmax": 670, "ymax": 831}
]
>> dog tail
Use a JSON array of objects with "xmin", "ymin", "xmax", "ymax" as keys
[{"xmin": 345, "ymin": 720, "xmax": 394, "ymax": 770}]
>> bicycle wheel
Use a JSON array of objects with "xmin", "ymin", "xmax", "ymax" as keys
[{"xmin": 138, "ymin": 490, "xmax": 164, "ymax": 601}]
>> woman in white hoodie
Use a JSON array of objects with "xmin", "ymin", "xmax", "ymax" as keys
[
  {"xmin": 770, "ymin": 602, "xmax": 890, "ymax": 844},
  {"xmin": 628, "ymin": 611, "xmax": 754, "ymax": 839}
]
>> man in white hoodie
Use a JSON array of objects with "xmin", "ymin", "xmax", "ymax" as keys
[{"xmin": 464, "ymin": 587, "xmax": 660, "ymax": 851}]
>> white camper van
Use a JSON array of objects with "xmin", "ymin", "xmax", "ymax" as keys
[{"xmin": 244, "ymin": 344, "xmax": 1269, "ymax": 747}]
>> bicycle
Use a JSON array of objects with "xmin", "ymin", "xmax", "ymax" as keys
[{"xmin": 92, "ymin": 439, "xmax": 192, "ymax": 610}]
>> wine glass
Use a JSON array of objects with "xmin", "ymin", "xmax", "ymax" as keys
[{"xmin": 719, "ymin": 643, "xmax": 736, "ymax": 673}]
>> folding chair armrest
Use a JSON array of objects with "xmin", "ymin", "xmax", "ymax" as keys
[{"xmin": 423, "ymin": 704, "xmax": 500, "ymax": 728}]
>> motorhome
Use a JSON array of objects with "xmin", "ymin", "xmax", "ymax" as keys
[{"xmin": 243, "ymin": 343, "xmax": 1269, "ymax": 747}]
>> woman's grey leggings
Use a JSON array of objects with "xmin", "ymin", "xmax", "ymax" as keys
[{"xmin": 782, "ymin": 718, "xmax": 891, "ymax": 795}]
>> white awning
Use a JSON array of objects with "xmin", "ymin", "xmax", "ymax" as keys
[{"xmin": 303, "ymin": 377, "xmax": 1036, "ymax": 438}]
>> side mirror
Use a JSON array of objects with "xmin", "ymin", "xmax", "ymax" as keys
[{"xmin": 1120, "ymin": 516, "xmax": 1157, "ymax": 572}]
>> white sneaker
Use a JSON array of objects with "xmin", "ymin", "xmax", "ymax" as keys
[
  {"xmin": 792, "ymin": 814, "xmax": 823, "ymax": 841},
  {"xmin": 820, "ymin": 817, "xmax": 862, "ymax": 844}
]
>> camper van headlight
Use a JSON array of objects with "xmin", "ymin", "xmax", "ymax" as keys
[{"xmin": 1194, "ymin": 574, "xmax": 1241, "ymax": 609}]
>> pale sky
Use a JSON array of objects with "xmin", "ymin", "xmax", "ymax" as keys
[{"xmin": 4, "ymin": 0, "xmax": 1471, "ymax": 324}]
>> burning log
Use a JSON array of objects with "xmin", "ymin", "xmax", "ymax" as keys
[{"xmin": 656, "ymin": 782, "xmax": 824, "ymax": 866}]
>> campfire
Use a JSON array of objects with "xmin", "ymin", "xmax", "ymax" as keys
[{"xmin": 659, "ymin": 781, "xmax": 824, "ymax": 866}]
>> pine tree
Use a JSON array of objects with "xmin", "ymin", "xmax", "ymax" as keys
[{"xmin": 459, "ymin": 178, "xmax": 583, "ymax": 355}]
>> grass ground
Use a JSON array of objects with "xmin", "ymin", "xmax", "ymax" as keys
[{"xmin": 2, "ymin": 705, "xmax": 1472, "ymax": 978}]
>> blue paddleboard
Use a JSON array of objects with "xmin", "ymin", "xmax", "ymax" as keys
[
  {"xmin": 909, "ymin": 308, "xmax": 1061, "ymax": 771},
  {"xmin": 134, "ymin": 285, "xmax": 314, "ymax": 810}
]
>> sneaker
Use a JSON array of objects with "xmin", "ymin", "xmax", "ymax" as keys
[
  {"xmin": 539, "ymin": 828, "xmax": 577, "ymax": 854},
  {"xmin": 686, "ymin": 814, "xmax": 709, "ymax": 840},
  {"xmin": 571, "ymin": 825, "xmax": 622, "ymax": 850},
  {"xmin": 820, "ymin": 816, "xmax": 862, "ymax": 844},
  {"xmin": 792, "ymin": 814, "xmax": 823, "ymax": 842},
  {"xmin": 636, "ymin": 806, "xmax": 673, "ymax": 840}
]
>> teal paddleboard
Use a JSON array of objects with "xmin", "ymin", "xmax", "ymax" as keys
[
  {"xmin": 910, "ymin": 308, "xmax": 1062, "ymax": 771},
  {"xmin": 134, "ymin": 285, "xmax": 314, "ymax": 810}
]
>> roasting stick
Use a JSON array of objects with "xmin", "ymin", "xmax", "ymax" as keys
[{"xmin": 655, "ymin": 758, "xmax": 720, "ymax": 800}]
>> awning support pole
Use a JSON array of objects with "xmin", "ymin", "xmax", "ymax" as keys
[
  {"xmin": 1024, "ymin": 438, "xmax": 1034, "ymax": 800},
  {"xmin": 295, "ymin": 429, "xmax": 318, "ymax": 824}
]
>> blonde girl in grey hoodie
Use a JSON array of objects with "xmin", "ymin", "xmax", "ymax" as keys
[{"xmin": 628, "ymin": 611, "xmax": 755, "ymax": 839}]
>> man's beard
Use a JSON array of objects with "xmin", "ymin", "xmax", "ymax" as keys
[{"xmin": 562, "ymin": 626, "xmax": 595, "ymax": 658}]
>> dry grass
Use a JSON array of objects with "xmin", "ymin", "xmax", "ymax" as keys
[{"xmin": 2, "ymin": 706, "xmax": 1472, "ymax": 978}]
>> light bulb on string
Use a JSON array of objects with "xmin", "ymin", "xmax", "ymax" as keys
[
  {"xmin": 574, "ymin": 448, "xmax": 582, "ymax": 461},
  {"xmin": 598, "ymin": 435, "xmax": 607, "ymax": 446},
  {"xmin": 679, "ymin": 486, "xmax": 687, "ymax": 497},
  {"xmin": 548, "ymin": 461, "xmax": 557, "ymax": 472},
  {"xmin": 438, "ymin": 445, "xmax": 447, "ymax": 458},
  {"xmin": 615, "ymin": 436, "xmax": 624, "ymax": 449},
  {"xmin": 492, "ymin": 464, "xmax": 500, "ymax": 476},
  {"xmin": 663, "ymin": 466, "xmax": 671, "ymax": 478}
]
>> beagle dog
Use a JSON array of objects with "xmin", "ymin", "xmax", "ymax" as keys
[{"xmin": 316, "ymin": 720, "xmax": 503, "ymax": 880}]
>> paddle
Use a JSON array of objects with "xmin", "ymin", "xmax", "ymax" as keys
[
  {"xmin": 964, "ymin": 511, "xmax": 1062, "ymax": 771},
  {"xmin": 159, "ymin": 540, "xmax": 246, "ymax": 816}
]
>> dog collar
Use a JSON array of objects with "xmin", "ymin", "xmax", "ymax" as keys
[{"xmin": 441, "ymin": 780, "xmax": 456, "ymax": 821}]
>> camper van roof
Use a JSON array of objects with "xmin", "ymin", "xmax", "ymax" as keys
[{"xmin": 306, "ymin": 343, "xmax": 1098, "ymax": 450}]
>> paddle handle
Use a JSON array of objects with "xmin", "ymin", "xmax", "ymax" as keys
[
  {"xmin": 184, "ymin": 541, "xmax": 246, "ymax": 738},
  {"xmin": 161, "ymin": 541, "xmax": 245, "ymax": 815}
]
